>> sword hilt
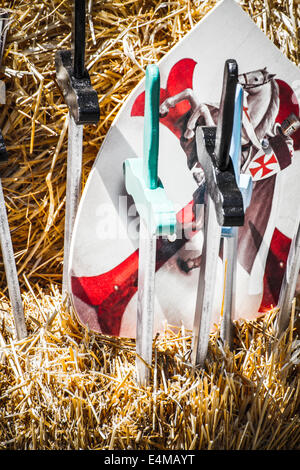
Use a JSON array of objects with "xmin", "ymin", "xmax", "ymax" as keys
[
  {"xmin": 222, "ymin": 83, "xmax": 252, "ymax": 237},
  {"xmin": 55, "ymin": 0, "xmax": 99, "ymax": 124},
  {"xmin": 124, "ymin": 65, "xmax": 176, "ymax": 237},
  {"xmin": 195, "ymin": 59, "xmax": 245, "ymax": 227}
]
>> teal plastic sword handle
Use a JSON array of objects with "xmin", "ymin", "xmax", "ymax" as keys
[
  {"xmin": 124, "ymin": 65, "xmax": 176, "ymax": 236},
  {"xmin": 143, "ymin": 64, "xmax": 160, "ymax": 189}
]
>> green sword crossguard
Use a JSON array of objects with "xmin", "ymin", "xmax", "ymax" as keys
[{"xmin": 124, "ymin": 65, "xmax": 176, "ymax": 237}]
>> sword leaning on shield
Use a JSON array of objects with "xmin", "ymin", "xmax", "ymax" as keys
[
  {"xmin": 0, "ymin": 10, "xmax": 27, "ymax": 340},
  {"xmin": 124, "ymin": 60, "xmax": 253, "ymax": 384},
  {"xmin": 55, "ymin": 0, "xmax": 100, "ymax": 299},
  {"xmin": 124, "ymin": 65, "xmax": 177, "ymax": 386},
  {"xmin": 192, "ymin": 59, "xmax": 252, "ymax": 367},
  {"xmin": 192, "ymin": 65, "xmax": 300, "ymax": 360}
]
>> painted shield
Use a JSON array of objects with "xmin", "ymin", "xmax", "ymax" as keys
[{"xmin": 69, "ymin": 0, "xmax": 300, "ymax": 337}]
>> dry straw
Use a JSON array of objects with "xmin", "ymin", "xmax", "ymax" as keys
[{"xmin": 0, "ymin": 0, "xmax": 299, "ymax": 450}]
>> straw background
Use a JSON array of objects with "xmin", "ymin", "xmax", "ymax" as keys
[{"xmin": 0, "ymin": 0, "xmax": 299, "ymax": 450}]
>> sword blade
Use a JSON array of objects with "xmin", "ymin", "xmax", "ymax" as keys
[
  {"xmin": 0, "ymin": 10, "xmax": 26, "ymax": 339},
  {"xmin": 0, "ymin": 10, "xmax": 9, "ymax": 65},
  {"xmin": 220, "ymin": 228, "xmax": 238, "ymax": 348},
  {"xmin": 0, "ymin": 178, "xmax": 27, "ymax": 339},
  {"xmin": 136, "ymin": 219, "xmax": 156, "ymax": 386},
  {"xmin": 192, "ymin": 193, "xmax": 222, "ymax": 367},
  {"xmin": 276, "ymin": 222, "xmax": 300, "ymax": 334},
  {"xmin": 62, "ymin": 113, "xmax": 83, "ymax": 296}
]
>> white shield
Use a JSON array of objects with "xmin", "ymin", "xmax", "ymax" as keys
[{"xmin": 69, "ymin": 0, "xmax": 300, "ymax": 337}]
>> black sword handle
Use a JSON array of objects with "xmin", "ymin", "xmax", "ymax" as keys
[
  {"xmin": 215, "ymin": 59, "xmax": 238, "ymax": 171},
  {"xmin": 72, "ymin": 0, "xmax": 85, "ymax": 79},
  {"xmin": 55, "ymin": 0, "xmax": 99, "ymax": 124},
  {"xmin": 195, "ymin": 59, "xmax": 244, "ymax": 227}
]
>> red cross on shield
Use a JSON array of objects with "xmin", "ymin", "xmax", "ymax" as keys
[{"xmin": 248, "ymin": 151, "xmax": 280, "ymax": 181}]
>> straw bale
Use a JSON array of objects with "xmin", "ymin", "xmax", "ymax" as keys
[
  {"xmin": 0, "ymin": 0, "xmax": 299, "ymax": 450},
  {"xmin": 0, "ymin": 292, "xmax": 299, "ymax": 450}
]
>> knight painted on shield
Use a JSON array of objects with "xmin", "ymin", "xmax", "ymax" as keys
[{"xmin": 159, "ymin": 65, "xmax": 300, "ymax": 315}]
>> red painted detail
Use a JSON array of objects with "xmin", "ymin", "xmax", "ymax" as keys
[
  {"xmin": 176, "ymin": 200, "xmax": 195, "ymax": 224},
  {"xmin": 131, "ymin": 58, "xmax": 197, "ymax": 138},
  {"xmin": 243, "ymin": 106, "xmax": 251, "ymax": 121},
  {"xmin": 71, "ymin": 203, "xmax": 196, "ymax": 336},
  {"xmin": 259, "ymin": 228, "xmax": 292, "ymax": 312},
  {"xmin": 72, "ymin": 250, "xmax": 139, "ymax": 336}
]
